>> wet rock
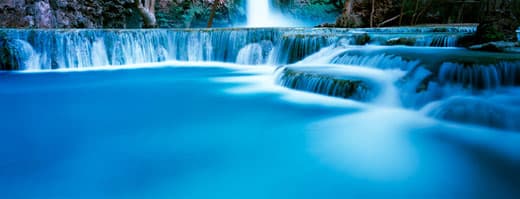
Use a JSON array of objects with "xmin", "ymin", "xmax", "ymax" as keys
[
  {"xmin": 315, "ymin": 23, "xmax": 336, "ymax": 28},
  {"xmin": 469, "ymin": 41, "xmax": 520, "ymax": 53},
  {"xmin": 386, "ymin": 37, "xmax": 416, "ymax": 46},
  {"xmin": 33, "ymin": 0, "xmax": 53, "ymax": 28},
  {"xmin": 353, "ymin": 33, "xmax": 370, "ymax": 45},
  {"xmin": 423, "ymin": 96, "xmax": 520, "ymax": 132},
  {"xmin": 0, "ymin": 0, "xmax": 134, "ymax": 28}
]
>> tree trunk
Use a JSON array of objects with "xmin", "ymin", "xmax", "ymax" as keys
[
  {"xmin": 345, "ymin": 0, "xmax": 352, "ymax": 16},
  {"xmin": 457, "ymin": 1, "xmax": 466, "ymax": 23},
  {"xmin": 135, "ymin": 0, "xmax": 157, "ymax": 28},
  {"xmin": 476, "ymin": 0, "xmax": 518, "ymax": 43},
  {"xmin": 335, "ymin": 0, "xmax": 363, "ymax": 28},
  {"xmin": 370, "ymin": 0, "xmax": 375, "ymax": 27},
  {"xmin": 415, "ymin": 0, "xmax": 432, "ymax": 25},
  {"xmin": 207, "ymin": 1, "xmax": 219, "ymax": 28},
  {"xmin": 411, "ymin": 0, "xmax": 420, "ymax": 25},
  {"xmin": 399, "ymin": 0, "xmax": 406, "ymax": 26}
]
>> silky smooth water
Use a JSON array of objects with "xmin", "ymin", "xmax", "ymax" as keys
[
  {"xmin": 1, "ymin": 62, "xmax": 519, "ymax": 198},
  {"xmin": 1, "ymin": 26, "xmax": 520, "ymax": 198}
]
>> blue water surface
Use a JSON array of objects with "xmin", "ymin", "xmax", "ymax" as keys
[{"xmin": 0, "ymin": 65, "xmax": 519, "ymax": 199}]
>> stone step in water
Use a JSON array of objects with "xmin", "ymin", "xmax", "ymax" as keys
[{"xmin": 275, "ymin": 65, "xmax": 399, "ymax": 103}]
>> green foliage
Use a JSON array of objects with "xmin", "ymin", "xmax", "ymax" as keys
[
  {"xmin": 154, "ymin": 0, "xmax": 245, "ymax": 28},
  {"xmin": 277, "ymin": 0, "xmax": 340, "ymax": 24}
]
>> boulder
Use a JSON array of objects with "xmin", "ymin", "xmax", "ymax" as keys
[
  {"xmin": 469, "ymin": 41, "xmax": 520, "ymax": 53},
  {"xmin": 386, "ymin": 37, "xmax": 416, "ymax": 46}
]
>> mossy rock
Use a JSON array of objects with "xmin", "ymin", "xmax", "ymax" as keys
[
  {"xmin": 353, "ymin": 33, "xmax": 370, "ymax": 45},
  {"xmin": 386, "ymin": 37, "xmax": 417, "ymax": 46}
]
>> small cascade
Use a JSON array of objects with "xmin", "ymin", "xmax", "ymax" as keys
[
  {"xmin": 277, "ymin": 44, "xmax": 520, "ymax": 113},
  {"xmin": 0, "ymin": 39, "xmax": 40, "ymax": 70},
  {"xmin": 351, "ymin": 25, "xmax": 477, "ymax": 33},
  {"xmin": 438, "ymin": 61, "xmax": 520, "ymax": 89},
  {"xmin": 331, "ymin": 51, "xmax": 423, "ymax": 71},
  {"xmin": 369, "ymin": 33, "xmax": 467, "ymax": 47},
  {"xmin": 422, "ymin": 96, "xmax": 520, "ymax": 131},
  {"xmin": 276, "ymin": 66, "xmax": 378, "ymax": 101},
  {"xmin": 295, "ymin": 44, "xmax": 351, "ymax": 65},
  {"xmin": 0, "ymin": 26, "xmax": 482, "ymax": 71},
  {"xmin": 236, "ymin": 42, "xmax": 271, "ymax": 65},
  {"xmin": 517, "ymin": 27, "xmax": 520, "ymax": 41},
  {"xmin": 354, "ymin": 26, "xmax": 476, "ymax": 47},
  {"xmin": 274, "ymin": 64, "xmax": 406, "ymax": 105},
  {"xmin": 269, "ymin": 34, "xmax": 338, "ymax": 64}
]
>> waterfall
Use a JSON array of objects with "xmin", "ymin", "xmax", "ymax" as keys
[
  {"xmin": 0, "ymin": 39, "xmax": 40, "ymax": 70},
  {"xmin": 0, "ymin": 29, "xmax": 284, "ymax": 70},
  {"xmin": 275, "ymin": 66, "xmax": 382, "ymax": 102},
  {"xmin": 0, "ymin": 27, "xmax": 479, "ymax": 71},
  {"xmin": 245, "ymin": 0, "xmax": 295, "ymax": 27},
  {"xmin": 246, "ymin": 0, "xmax": 271, "ymax": 27},
  {"xmin": 438, "ymin": 61, "xmax": 520, "ymax": 89},
  {"xmin": 236, "ymin": 42, "xmax": 272, "ymax": 65},
  {"xmin": 274, "ymin": 43, "xmax": 520, "ymax": 111}
]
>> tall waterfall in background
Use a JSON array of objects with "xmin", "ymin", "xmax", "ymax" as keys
[
  {"xmin": 246, "ymin": 0, "xmax": 270, "ymax": 27},
  {"xmin": 246, "ymin": 0, "xmax": 295, "ymax": 27}
]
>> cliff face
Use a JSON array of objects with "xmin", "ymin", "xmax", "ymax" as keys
[
  {"xmin": 0, "ymin": 0, "xmax": 137, "ymax": 28},
  {"xmin": 0, "ymin": 0, "xmax": 243, "ymax": 28}
]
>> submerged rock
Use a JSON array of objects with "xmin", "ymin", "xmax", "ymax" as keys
[
  {"xmin": 423, "ymin": 96, "xmax": 520, "ymax": 132},
  {"xmin": 386, "ymin": 37, "xmax": 416, "ymax": 46},
  {"xmin": 469, "ymin": 41, "xmax": 520, "ymax": 53}
]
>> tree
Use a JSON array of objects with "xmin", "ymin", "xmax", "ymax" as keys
[
  {"xmin": 207, "ymin": 0, "xmax": 224, "ymax": 28},
  {"xmin": 135, "ymin": 0, "xmax": 157, "ymax": 28},
  {"xmin": 476, "ymin": 0, "xmax": 518, "ymax": 43},
  {"xmin": 370, "ymin": 0, "xmax": 375, "ymax": 27}
]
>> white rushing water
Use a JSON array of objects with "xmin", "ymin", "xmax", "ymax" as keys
[
  {"xmin": 246, "ymin": 0, "xmax": 295, "ymax": 27},
  {"xmin": 246, "ymin": 0, "xmax": 270, "ymax": 27}
]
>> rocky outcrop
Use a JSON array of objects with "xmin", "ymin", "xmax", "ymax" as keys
[
  {"xmin": 0, "ymin": 0, "xmax": 241, "ymax": 28},
  {"xmin": 0, "ymin": 0, "xmax": 137, "ymax": 28},
  {"xmin": 469, "ymin": 41, "xmax": 520, "ymax": 53}
]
